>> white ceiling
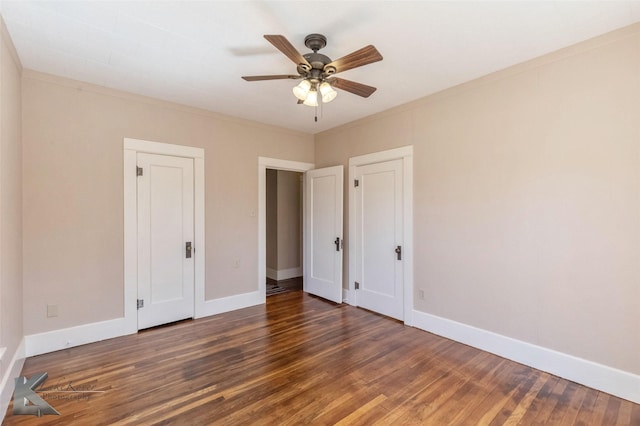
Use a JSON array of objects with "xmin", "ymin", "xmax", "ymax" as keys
[{"xmin": 2, "ymin": 1, "xmax": 640, "ymax": 134}]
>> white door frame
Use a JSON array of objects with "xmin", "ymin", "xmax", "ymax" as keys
[
  {"xmin": 124, "ymin": 138, "xmax": 205, "ymax": 332},
  {"xmin": 258, "ymin": 157, "xmax": 314, "ymax": 301},
  {"xmin": 348, "ymin": 146, "xmax": 414, "ymax": 326}
]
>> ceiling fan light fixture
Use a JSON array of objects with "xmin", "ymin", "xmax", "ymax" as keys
[
  {"xmin": 303, "ymin": 89, "xmax": 318, "ymax": 107},
  {"xmin": 293, "ymin": 79, "xmax": 311, "ymax": 100},
  {"xmin": 320, "ymin": 82, "xmax": 337, "ymax": 103}
]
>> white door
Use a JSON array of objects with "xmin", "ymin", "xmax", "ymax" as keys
[
  {"xmin": 137, "ymin": 153, "xmax": 195, "ymax": 329},
  {"xmin": 354, "ymin": 159, "xmax": 404, "ymax": 320},
  {"xmin": 304, "ymin": 165, "xmax": 343, "ymax": 303}
]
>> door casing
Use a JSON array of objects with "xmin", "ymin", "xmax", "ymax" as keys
[
  {"xmin": 348, "ymin": 146, "xmax": 414, "ymax": 326},
  {"xmin": 258, "ymin": 158, "xmax": 314, "ymax": 302}
]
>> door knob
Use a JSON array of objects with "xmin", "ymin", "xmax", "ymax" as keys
[{"xmin": 395, "ymin": 245, "xmax": 402, "ymax": 260}]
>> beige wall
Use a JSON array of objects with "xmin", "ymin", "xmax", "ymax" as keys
[
  {"xmin": 276, "ymin": 170, "xmax": 301, "ymax": 271},
  {"xmin": 266, "ymin": 169, "xmax": 277, "ymax": 271},
  {"xmin": 316, "ymin": 25, "xmax": 640, "ymax": 374},
  {"xmin": 265, "ymin": 169, "xmax": 302, "ymax": 276},
  {"xmin": 22, "ymin": 72, "xmax": 314, "ymax": 335},
  {"xmin": 0, "ymin": 16, "xmax": 23, "ymax": 375}
]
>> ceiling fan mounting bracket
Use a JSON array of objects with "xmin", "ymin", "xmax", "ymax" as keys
[{"xmin": 304, "ymin": 33, "xmax": 327, "ymax": 52}]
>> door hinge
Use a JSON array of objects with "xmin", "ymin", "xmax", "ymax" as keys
[
  {"xmin": 137, "ymin": 299, "xmax": 144, "ymax": 309},
  {"xmin": 136, "ymin": 166, "xmax": 143, "ymax": 176},
  {"xmin": 354, "ymin": 179, "xmax": 359, "ymax": 187},
  {"xmin": 355, "ymin": 281, "xmax": 360, "ymax": 290}
]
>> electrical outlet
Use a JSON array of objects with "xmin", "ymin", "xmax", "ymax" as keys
[
  {"xmin": 47, "ymin": 304, "xmax": 58, "ymax": 317},
  {"xmin": 418, "ymin": 289, "xmax": 425, "ymax": 300},
  {"xmin": 234, "ymin": 259, "xmax": 240, "ymax": 268}
]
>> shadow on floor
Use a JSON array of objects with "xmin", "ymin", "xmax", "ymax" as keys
[{"xmin": 266, "ymin": 276, "xmax": 303, "ymax": 296}]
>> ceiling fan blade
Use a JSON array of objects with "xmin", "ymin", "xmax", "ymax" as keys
[
  {"xmin": 242, "ymin": 75, "xmax": 300, "ymax": 81},
  {"xmin": 324, "ymin": 45, "xmax": 383, "ymax": 74},
  {"xmin": 264, "ymin": 35, "xmax": 311, "ymax": 68},
  {"xmin": 331, "ymin": 77, "xmax": 377, "ymax": 98}
]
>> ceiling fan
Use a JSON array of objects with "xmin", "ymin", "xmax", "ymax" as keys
[{"xmin": 242, "ymin": 34, "xmax": 383, "ymax": 108}]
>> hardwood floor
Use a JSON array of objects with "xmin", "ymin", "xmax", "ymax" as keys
[
  {"xmin": 267, "ymin": 277, "xmax": 303, "ymax": 296},
  {"xmin": 5, "ymin": 291, "xmax": 639, "ymax": 425}
]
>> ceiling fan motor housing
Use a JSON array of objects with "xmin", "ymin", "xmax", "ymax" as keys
[{"xmin": 300, "ymin": 34, "xmax": 337, "ymax": 79}]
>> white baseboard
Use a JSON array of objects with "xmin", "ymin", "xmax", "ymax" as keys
[
  {"xmin": 276, "ymin": 267, "xmax": 302, "ymax": 281},
  {"xmin": 412, "ymin": 309, "xmax": 640, "ymax": 404},
  {"xmin": 267, "ymin": 267, "xmax": 302, "ymax": 281},
  {"xmin": 266, "ymin": 268, "xmax": 277, "ymax": 280},
  {"xmin": 23, "ymin": 291, "xmax": 265, "ymax": 357},
  {"xmin": 195, "ymin": 290, "xmax": 263, "ymax": 319},
  {"xmin": 25, "ymin": 317, "xmax": 134, "ymax": 358},
  {"xmin": 0, "ymin": 338, "xmax": 26, "ymax": 423}
]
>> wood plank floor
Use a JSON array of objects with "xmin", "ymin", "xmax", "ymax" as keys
[{"xmin": 4, "ymin": 291, "xmax": 639, "ymax": 425}]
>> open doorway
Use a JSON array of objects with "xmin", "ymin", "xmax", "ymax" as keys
[
  {"xmin": 265, "ymin": 169, "xmax": 304, "ymax": 296},
  {"xmin": 258, "ymin": 157, "xmax": 343, "ymax": 305},
  {"xmin": 258, "ymin": 157, "xmax": 313, "ymax": 302}
]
